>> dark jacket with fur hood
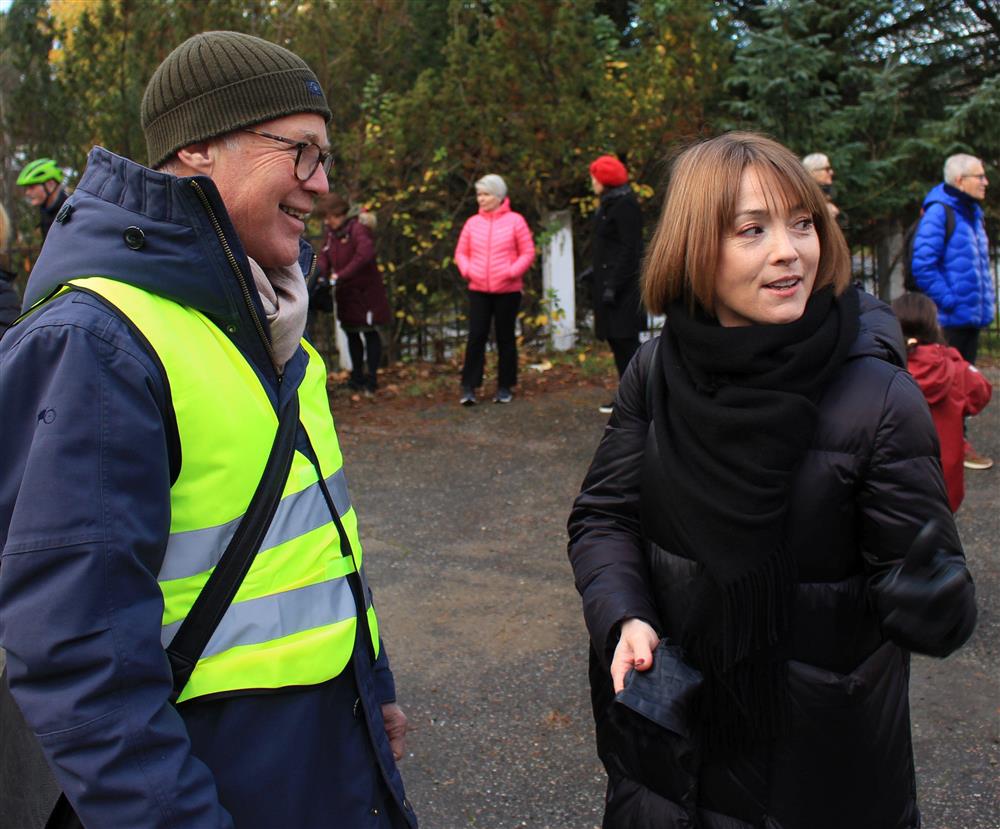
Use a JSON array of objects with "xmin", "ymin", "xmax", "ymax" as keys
[{"xmin": 568, "ymin": 290, "xmax": 974, "ymax": 829}]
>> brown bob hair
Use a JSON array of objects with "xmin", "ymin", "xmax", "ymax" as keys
[{"xmin": 642, "ymin": 132, "xmax": 852, "ymax": 316}]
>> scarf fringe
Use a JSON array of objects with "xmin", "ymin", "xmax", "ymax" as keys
[
  {"xmin": 691, "ymin": 546, "xmax": 797, "ymax": 750},
  {"xmin": 693, "ymin": 545, "xmax": 796, "ymax": 674},
  {"xmin": 701, "ymin": 659, "xmax": 790, "ymax": 753},
  {"xmin": 722, "ymin": 545, "xmax": 796, "ymax": 668}
]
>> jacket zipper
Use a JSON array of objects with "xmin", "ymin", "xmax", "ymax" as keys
[
  {"xmin": 305, "ymin": 251, "xmax": 318, "ymax": 284},
  {"xmin": 189, "ymin": 180, "xmax": 275, "ymax": 368},
  {"xmin": 486, "ymin": 216, "xmax": 493, "ymax": 293}
]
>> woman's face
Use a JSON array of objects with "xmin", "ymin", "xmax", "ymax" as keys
[
  {"xmin": 590, "ymin": 175, "xmax": 604, "ymax": 195},
  {"xmin": 713, "ymin": 168, "xmax": 819, "ymax": 327},
  {"xmin": 325, "ymin": 212, "xmax": 348, "ymax": 230},
  {"xmin": 476, "ymin": 189, "xmax": 502, "ymax": 212}
]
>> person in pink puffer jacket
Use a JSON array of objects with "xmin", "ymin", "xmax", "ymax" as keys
[{"xmin": 455, "ymin": 174, "xmax": 536, "ymax": 405}]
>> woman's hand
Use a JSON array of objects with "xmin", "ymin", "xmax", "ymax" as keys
[{"xmin": 610, "ymin": 618, "xmax": 660, "ymax": 693}]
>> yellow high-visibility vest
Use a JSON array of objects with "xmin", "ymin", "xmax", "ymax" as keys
[{"xmin": 61, "ymin": 276, "xmax": 379, "ymax": 703}]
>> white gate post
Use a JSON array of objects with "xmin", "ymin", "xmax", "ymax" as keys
[
  {"xmin": 334, "ymin": 315, "xmax": 351, "ymax": 372},
  {"xmin": 542, "ymin": 209, "xmax": 576, "ymax": 350}
]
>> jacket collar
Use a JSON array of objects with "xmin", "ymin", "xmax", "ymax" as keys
[
  {"xmin": 22, "ymin": 146, "xmax": 305, "ymax": 383},
  {"xmin": 25, "ymin": 147, "xmax": 256, "ymax": 324},
  {"xmin": 478, "ymin": 197, "xmax": 511, "ymax": 218},
  {"xmin": 599, "ymin": 183, "xmax": 632, "ymax": 202}
]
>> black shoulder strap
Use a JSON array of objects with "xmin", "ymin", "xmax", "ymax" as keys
[
  {"xmin": 942, "ymin": 203, "xmax": 956, "ymax": 244},
  {"xmin": 165, "ymin": 394, "xmax": 300, "ymax": 703}
]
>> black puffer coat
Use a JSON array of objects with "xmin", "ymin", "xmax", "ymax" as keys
[
  {"xmin": 591, "ymin": 186, "xmax": 645, "ymax": 340},
  {"xmin": 568, "ymin": 290, "xmax": 974, "ymax": 829}
]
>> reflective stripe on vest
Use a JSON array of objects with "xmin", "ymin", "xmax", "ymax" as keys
[{"xmin": 65, "ymin": 277, "xmax": 379, "ymax": 703}]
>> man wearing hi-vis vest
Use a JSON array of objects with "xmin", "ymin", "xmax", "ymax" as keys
[{"xmin": 0, "ymin": 32, "xmax": 417, "ymax": 829}]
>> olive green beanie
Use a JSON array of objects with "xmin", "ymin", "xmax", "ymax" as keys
[{"xmin": 141, "ymin": 30, "xmax": 332, "ymax": 169}]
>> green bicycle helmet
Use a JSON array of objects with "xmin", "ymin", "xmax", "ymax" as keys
[{"xmin": 17, "ymin": 158, "xmax": 63, "ymax": 186}]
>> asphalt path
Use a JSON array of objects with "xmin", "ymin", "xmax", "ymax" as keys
[
  {"xmin": 341, "ymin": 366, "xmax": 999, "ymax": 829},
  {"xmin": 0, "ymin": 365, "xmax": 994, "ymax": 828}
]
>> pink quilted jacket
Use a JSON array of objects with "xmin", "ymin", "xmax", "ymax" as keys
[{"xmin": 454, "ymin": 199, "xmax": 535, "ymax": 293}]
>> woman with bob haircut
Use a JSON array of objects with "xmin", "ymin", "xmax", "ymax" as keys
[{"xmin": 568, "ymin": 132, "xmax": 976, "ymax": 829}]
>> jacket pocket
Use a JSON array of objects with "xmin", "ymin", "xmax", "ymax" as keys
[
  {"xmin": 769, "ymin": 642, "xmax": 919, "ymax": 829},
  {"xmin": 603, "ymin": 770, "xmax": 695, "ymax": 829}
]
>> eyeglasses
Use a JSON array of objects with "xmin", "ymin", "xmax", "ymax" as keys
[
  {"xmin": 241, "ymin": 129, "xmax": 333, "ymax": 181},
  {"xmin": 962, "ymin": 173, "xmax": 987, "ymax": 181}
]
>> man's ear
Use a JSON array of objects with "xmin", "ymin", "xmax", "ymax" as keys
[{"xmin": 174, "ymin": 142, "xmax": 214, "ymax": 176}]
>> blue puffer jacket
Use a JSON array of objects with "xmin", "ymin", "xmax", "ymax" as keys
[
  {"xmin": 0, "ymin": 147, "xmax": 417, "ymax": 829},
  {"xmin": 911, "ymin": 182, "xmax": 994, "ymax": 328}
]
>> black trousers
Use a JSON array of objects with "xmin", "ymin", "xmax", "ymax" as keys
[
  {"xmin": 943, "ymin": 326, "xmax": 980, "ymax": 365},
  {"xmin": 347, "ymin": 329, "xmax": 382, "ymax": 387},
  {"xmin": 461, "ymin": 290, "xmax": 521, "ymax": 390},
  {"xmin": 608, "ymin": 335, "xmax": 640, "ymax": 379}
]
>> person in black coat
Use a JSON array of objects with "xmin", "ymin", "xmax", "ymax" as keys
[
  {"xmin": 589, "ymin": 155, "xmax": 645, "ymax": 412},
  {"xmin": 568, "ymin": 132, "xmax": 976, "ymax": 829}
]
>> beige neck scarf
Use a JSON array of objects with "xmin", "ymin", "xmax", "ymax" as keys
[{"xmin": 247, "ymin": 257, "xmax": 309, "ymax": 373}]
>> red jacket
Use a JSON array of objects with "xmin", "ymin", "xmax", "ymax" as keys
[
  {"xmin": 454, "ymin": 198, "xmax": 535, "ymax": 293},
  {"xmin": 906, "ymin": 343, "xmax": 992, "ymax": 511},
  {"xmin": 318, "ymin": 217, "xmax": 391, "ymax": 328}
]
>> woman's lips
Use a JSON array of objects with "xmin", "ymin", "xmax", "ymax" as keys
[{"xmin": 764, "ymin": 276, "xmax": 802, "ymax": 293}]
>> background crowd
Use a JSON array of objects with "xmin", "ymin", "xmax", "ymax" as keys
[{"xmin": 1, "ymin": 0, "xmax": 997, "ymax": 364}]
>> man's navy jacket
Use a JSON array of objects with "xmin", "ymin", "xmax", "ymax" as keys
[{"xmin": 0, "ymin": 147, "xmax": 416, "ymax": 828}]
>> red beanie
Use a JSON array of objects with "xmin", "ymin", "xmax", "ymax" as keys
[{"xmin": 589, "ymin": 155, "xmax": 628, "ymax": 187}]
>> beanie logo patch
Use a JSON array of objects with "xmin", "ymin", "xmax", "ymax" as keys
[{"xmin": 305, "ymin": 79, "xmax": 323, "ymax": 97}]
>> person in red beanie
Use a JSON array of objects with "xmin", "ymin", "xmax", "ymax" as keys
[
  {"xmin": 588, "ymin": 155, "xmax": 646, "ymax": 414},
  {"xmin": 892, "ymin": 292, "xmax": 992, "ymax": 511}
]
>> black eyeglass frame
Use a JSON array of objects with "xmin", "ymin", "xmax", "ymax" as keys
[{"xmin": 241, "ymin": 128, "xmax": 333, "ymax": 181}]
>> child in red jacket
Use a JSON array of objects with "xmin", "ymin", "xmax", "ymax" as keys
[{"xmin": 892, "ymin": 292, "xmax": 992, "ymax": 511}]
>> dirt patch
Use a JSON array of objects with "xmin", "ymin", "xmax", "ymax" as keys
[{"xmin": 327, "ymin": 346, "xmax": 619, "ymax": 422}]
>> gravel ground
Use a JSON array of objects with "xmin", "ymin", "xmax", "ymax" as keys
[
  {"xmin": 1, "ymin": 361, "xmax": 994, "ymax": 828},
  {"xmin": 340, "ymin": 365, "xmax": 999, "ymax": 829}
]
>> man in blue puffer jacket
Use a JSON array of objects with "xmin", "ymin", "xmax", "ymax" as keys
[{"xmin": 911, "ymin": 152, "xmax": 994, "ymax": 469}]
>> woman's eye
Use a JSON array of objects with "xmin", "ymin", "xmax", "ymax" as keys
[
  {"xmin": 737, "ymin": 224, "xmax": 763, "ymax": 237},
  {"xmin": 793, "ymin": 217, "xmax": 814, "ymax": 231}
]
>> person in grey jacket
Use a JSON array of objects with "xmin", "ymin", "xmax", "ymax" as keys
[{"xmin": 569, "ymin": 132, "xmax": 976, "ymax": 829}]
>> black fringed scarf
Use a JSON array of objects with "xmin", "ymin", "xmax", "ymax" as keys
[{"xmin": 651, "ymin": 285, "xmax": 860, "ymax": 748}]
